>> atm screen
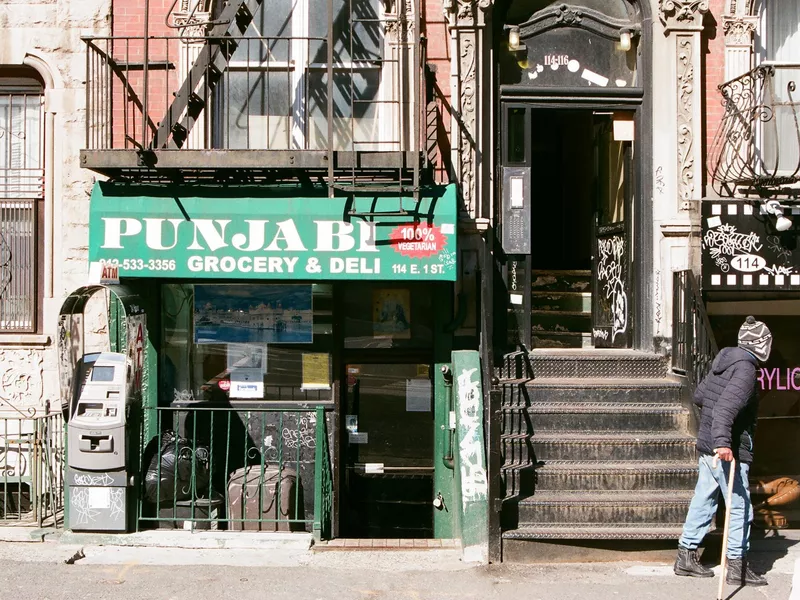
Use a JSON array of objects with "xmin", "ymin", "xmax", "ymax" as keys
[{"xmin": 91, "ymin": 366, "xmax": 115, "ymax": 382}]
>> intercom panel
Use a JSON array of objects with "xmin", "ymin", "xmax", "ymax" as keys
[{"xmin": 501, "ymin": 167, "xmax": 531, "ymax": 254}]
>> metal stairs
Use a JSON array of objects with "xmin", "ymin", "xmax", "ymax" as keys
[
  {"xmin": 496, "ymin": 349, "xmax": 698, "ymax": 558},
  {"xmin": 151, "ymin": 0, "xmax": 265, "ymax": 149}
]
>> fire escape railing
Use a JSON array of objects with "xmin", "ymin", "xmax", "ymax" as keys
[
  {"xmin": 672, "ymin": 270, "xmax": 719, "ymax": 395},
  {"xmin": 710, "ymin": 63, "xmax": 800, "ymax": 198},
  {"xmin": 81, "ymin": 0, "xmax": 422, "ymax": 193}
]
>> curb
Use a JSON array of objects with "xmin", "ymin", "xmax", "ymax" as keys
[
  {"xmin": 0, "ymin": 527, "xmax": 60, "ymax": 543},
  {"xmin": 58, "ymin": 530, "xmax": 314, "ymax": 550}
]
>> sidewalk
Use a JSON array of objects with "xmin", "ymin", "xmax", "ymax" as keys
[{"xmin": 0, "ymin": 525, "xmax": 797, "ymax": 600}]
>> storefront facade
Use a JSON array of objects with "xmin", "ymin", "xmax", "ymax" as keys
[{"xmin": 71, "ymin": 181, "xmax": 467, "ymax": 539}]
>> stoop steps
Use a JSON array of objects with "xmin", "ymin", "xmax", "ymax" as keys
[{"xmin": 497, "ymin": 348, "xmax": 699, "ymax": 561}]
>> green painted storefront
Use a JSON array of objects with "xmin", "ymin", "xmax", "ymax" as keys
[{"xmin": 63, "ymin": 182, "xmax": 487, "ymax": 543}]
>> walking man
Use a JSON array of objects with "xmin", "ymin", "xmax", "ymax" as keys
[{"xmin": 674, "ymin": 316, "xmax": 772, "ymax": 587}]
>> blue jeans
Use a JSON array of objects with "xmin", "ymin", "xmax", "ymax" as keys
[{"xmin": 679, "ymin": 454, "xmax": 753, "ymax": 559}]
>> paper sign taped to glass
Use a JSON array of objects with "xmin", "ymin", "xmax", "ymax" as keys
[
  {"xmin": 230, "ymin": 368, "xmax": 264, "ymax": 399},
  {"xmin": 302, "ymin": 352, "xmax": 331, "ymax": 390},
  {"xmin": 226, "ymin": 344, "xmax": 267, "ymax": 372},
  {"xmin": 349, "ymin": 432, "xmax": 368, "ymax": 444}
]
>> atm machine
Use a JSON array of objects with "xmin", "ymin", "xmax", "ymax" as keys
[{"xmin": 67, "ymin": 352, "xmax": 138, "ymax": 531}]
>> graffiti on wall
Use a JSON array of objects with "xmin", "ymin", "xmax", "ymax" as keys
[
  {"xmin": 703, "ymin": 223, "xmax": 763, "ymax": 273},
  {"xmin": 457, "ymin": 367, "xmax": 487, "ymax": 506},
  {"xmin": 596, "ymin": 235, "xmax": 628, "ymax": 343},
  {"xmin": 70, "ymin": 487, "xmax": 125, "ymax": 525},
  {"xmin": 702, "ymin": 203, "xmax": 800, "ymax": 289}
]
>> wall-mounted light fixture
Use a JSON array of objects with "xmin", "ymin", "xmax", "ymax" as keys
[
  {"xmin": 504, "ymin": 25, "xmax": 526, "ymax": 53},
  {"xmin": 619, "ymin": 28, "xmax": 632, "ymax": 52},
  {"xmin": 762, "ymin": 199, "xmax": 794, "ymax": 232}
]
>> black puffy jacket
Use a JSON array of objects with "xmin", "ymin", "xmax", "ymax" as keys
[{"xmin": 693, "ymin": 346, "xmax": 760, "ymax": 464}]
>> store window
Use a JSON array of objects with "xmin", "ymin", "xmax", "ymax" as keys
[
  {"xmin": 216, "ymin": 0, "xmax": 400, "ymax": 151},
  {"xmin": 342, "ymin": 283, "xmax": 433, "ymax": 349},
  {"xmin": 0, "ymin": 69, "xmax": 44, "ymax": 333},
  {"xmin": 161, "ymin": 283, "xmax": 334, "ymax": 403}
]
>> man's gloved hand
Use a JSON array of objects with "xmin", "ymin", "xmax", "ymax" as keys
[{"xmin": 714, "ymin": 447, "xmax": 734, "ymax": 462}]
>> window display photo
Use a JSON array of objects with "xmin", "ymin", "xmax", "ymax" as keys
[{"xmin": 194, "ymin": 284, "xmax": 313, "ymax": 344}]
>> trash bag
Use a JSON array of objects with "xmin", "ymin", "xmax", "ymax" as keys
[{"xmin": 143, "ymin": 430, "xmax": 211, "ymax": 504}]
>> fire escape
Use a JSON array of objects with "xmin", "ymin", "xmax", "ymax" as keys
[{"xmin": 81, "ymin": 0, "xmax": 423, "ymax": 203}]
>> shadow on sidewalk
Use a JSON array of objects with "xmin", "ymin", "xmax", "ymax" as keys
[{"xmin": 701, "ymin": 527, "xmax": 799, "ymax": 575}]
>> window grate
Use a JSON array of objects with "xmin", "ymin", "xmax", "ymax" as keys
[
  {"xmin": 0, "ymin": 87, "xmax": 43, "ymax": 333},
  {"xmin": 0, "ymin": 199, "xmax": 37, "ymax": 331}
]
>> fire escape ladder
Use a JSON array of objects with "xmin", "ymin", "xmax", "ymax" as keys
[
  {"xmin": 336, "ymin": 0, "xmax": 421, "ymax": 218},
  {"xmin": 151, "ymin": 0, "xmax": 265, "ymax": 149}
]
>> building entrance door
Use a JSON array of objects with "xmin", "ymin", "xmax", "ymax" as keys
[
  {"xmin": 342, "ymin": 362, "xmax": 434, "ymax": 538},
  {"xmin": 502, "ymin": 107, "xmax": 634, "ymax": 348}
]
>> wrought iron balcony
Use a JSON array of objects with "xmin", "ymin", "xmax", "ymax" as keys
[
  {"xmin": 80, "ymin": 0, "xmax": 422, "ymax": 189},
  {"xmin": 710, "ymin": 63, "xmax": 800, "ymax": 198}
]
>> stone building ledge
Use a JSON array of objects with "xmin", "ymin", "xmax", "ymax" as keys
[{"xmin": 0, "ymin": 334, "xmax": 52, "ymax": 348}]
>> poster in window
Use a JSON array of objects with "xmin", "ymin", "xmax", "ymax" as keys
[
  {"xmin": 372, "ymin": 289, "xmax": 411, "ymax": 339},
  {"xmin": 194, "ymin": 285, "xmax": 312, "ymax": 344}
]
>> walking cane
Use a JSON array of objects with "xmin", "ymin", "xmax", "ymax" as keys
[{"xmin": 715, "ymin": 453, "xmax": 737, "ymax": 600}]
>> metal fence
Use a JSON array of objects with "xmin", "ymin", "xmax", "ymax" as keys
[
  {"xmin": 139, "ymin": 404, "xmax": 332, "ymax": 536},
  {"xmin": 0, "ymin": 412, "xmax": 65, "ymax": 526}
]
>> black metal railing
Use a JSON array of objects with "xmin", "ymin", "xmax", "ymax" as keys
[
  {"xmin": 710, "ymin": 63, "xmax": 800, "ymax": 197},
  {"xmin": 672, "ymin": 270, "xmax": 718, "ymax": 393},
  {"xmin": 83, "ymin": 33, "xmax": 415, "ymax": 155},
  {"xmin": 139, "ymin": 404, "xmax": 331, "ymax": 535}
]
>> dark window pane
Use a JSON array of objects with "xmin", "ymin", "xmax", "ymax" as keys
[
  {"xmin": 343, "ymin": 284, "xmax": 434, "ymax": 349},
  {"xmin": 161, "ymin": 284, "xmax": 334, "ymax": 403},
  {"xmin": 506, "ymin": 108, "xmax": 526, "ymax": 164}
]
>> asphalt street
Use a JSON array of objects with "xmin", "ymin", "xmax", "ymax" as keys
[{"xmin": 0, "ymin": 536, "xmax": 798, "ymax": 600}]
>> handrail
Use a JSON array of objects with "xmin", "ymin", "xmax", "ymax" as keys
[{"xmin": 672, "ymin": 270, "xmax": 718, "ymax": 394}]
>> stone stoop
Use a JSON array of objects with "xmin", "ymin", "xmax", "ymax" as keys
[
  {"xmin": 496, "ymin": 349, "xmax": 698, "ymax": 561},
  {"xmin": 530, "ymin": 270, "xmax": 592, "ymax": 349}
]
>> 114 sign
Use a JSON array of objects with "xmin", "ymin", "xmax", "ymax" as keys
[{"xmin": 731, "ymin": 254, "xmax": 766, "ymax": 272}]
